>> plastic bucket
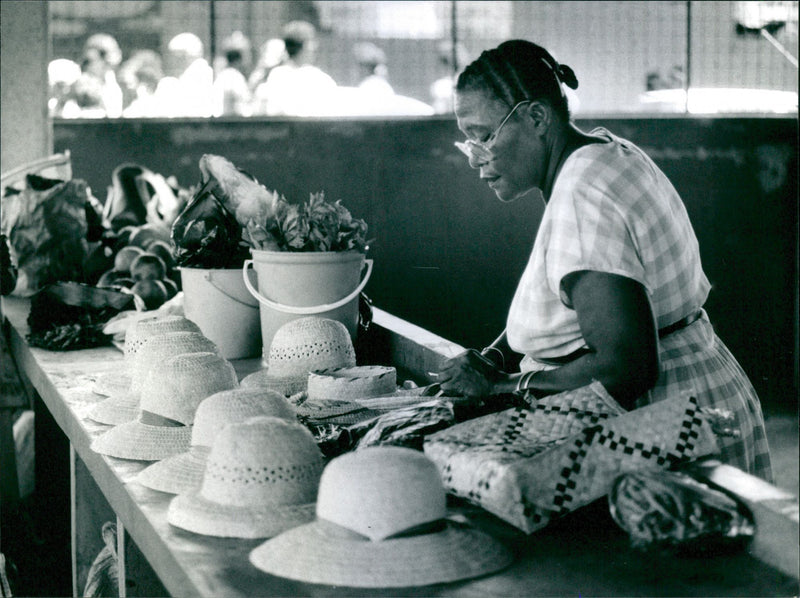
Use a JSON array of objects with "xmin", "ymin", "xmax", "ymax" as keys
[
  {"xmin": 180, "ymin": 267, "xmax": 262, "ymax": 359},
  {"xmin": 242, "ymin": 250, "xmax": 373, "ymax": 357}
]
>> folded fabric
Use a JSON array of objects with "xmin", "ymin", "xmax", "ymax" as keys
[{"xmin": 424, "ymin": 383, "xmax": 719, "ymax": 534}]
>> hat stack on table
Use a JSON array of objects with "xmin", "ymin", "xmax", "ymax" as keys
[{"xmin": 91, "ymin": 351, "xmax": 238, "ymax": 461}]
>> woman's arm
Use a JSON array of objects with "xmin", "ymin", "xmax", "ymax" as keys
[{"xmin": 438, "ymin": 271, "xmax": 660, "ymax": 409}]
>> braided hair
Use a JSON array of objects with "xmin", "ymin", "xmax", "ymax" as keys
[{"xmin": 456, "ymin": 40, "xmax": 579, "ymax": 121}]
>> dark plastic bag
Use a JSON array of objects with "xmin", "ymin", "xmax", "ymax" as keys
[
  {"xmin": 1, "ymin": 174, "xmax": 91, "ymax": 295},
  {"xmin": 170, "ymin": 177, "xmax": 250, "ymax": 269}
]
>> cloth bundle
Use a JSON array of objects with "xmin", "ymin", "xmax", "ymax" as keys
[{"xmin": 423, "ymin": 382, "xmax": 719, "ymax": 534}]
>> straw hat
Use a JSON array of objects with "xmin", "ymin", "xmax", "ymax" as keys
[
  {"xmin": 240, "ymin": 317, "xmax": 356, "ymax": 396},
  {"xmin": 91, "ymin": 352, "xmax": 238, "ymax": 461},
  {"xmin": 307, "ymin": 366, "xmax": 397, "ymax": 401},
  {"xmin": 249, "ymin": 446, "xmax": 513, "ymax": 587},
  {"xmin": 88, "ymin": 330, "xmax": 218, "ymax": 425},
  {"xmin": 137, "ymin": 388, "xmax": 296, "ymax": 494},
  {"xmin": 91, "ymin": 315, "xmax": 200, "ymax": 397},
  {"xmin": 167, "ymin": 417, "xmax": 324, "ymax": 538}
]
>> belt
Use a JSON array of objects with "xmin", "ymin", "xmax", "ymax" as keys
[
  {"xmin": 657, "ymin": 310, "xmax": 702, "ymax": 338},
  {"xmin": 534, "ymin": 310, "xmax": 703, "ymax": 366}
]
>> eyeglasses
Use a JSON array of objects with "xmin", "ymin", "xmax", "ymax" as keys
[{"xmin": 454, "ymin": 100, "xmax": 531, "ymax": 164}]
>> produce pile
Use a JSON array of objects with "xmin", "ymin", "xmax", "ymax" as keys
[{"xmin": 95, "ymin": 222, "xmax": 180, "ymax": 311}]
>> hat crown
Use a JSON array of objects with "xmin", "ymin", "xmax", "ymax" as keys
[
  {"xmin": 316, "ymin": 447, "xmax": 446, "ymax": 541},
  {"xmin": 124, "ymin": 316, "xmax": 201, "ymax": 361},
  {"xmin": 140, "ymin": 352, "xmax": 237, "ymax": 425},
  {"xmin": 130, "ymin": 331, "xmax": 218, "ymax": 394},
  {"xmin": 267, "ymin": 317, "xmax": 356, "ymax": 378},
  {"xmin": 201, "ymin": 417, "xmax": 323, "ymax": 507},
  {"xmin": 191, "ymin": 388, "xmax": 295, "ymax": 446}
]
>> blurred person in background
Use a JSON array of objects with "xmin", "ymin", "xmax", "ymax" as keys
[
  {"xmin": 70, "ymin": 72, "xmax": 107, "ymax": 118},
  {"xmin": 254, "ymin": 20, "xmax": 336, "ymax": 116},
  {"xmin": 212, "ymin": 31, "xmax": 253, "ymax": 116},
  {"xmin": 249, "ymin": 38, "xmax": 286, "ymax": 93},
  {"xmin": 80, "ymin": 33, "xmax": 124, "ymax": 117},
  {"xmin": 430, "ymin": 40, "xmax": 469, "ymax": 114},
  {"xmin": 118, "ymin": 50, "xmax": 164, "ymax": 117},
  {"xmin": 432, "ymin": 39, "xmax": 772, "ymax": 481},
  {"xmin": 156, "ymin": 32, "xmax": 214, "ymax": 117},
  {"xmin": 48, "ymin": 58, "xmax": 82, "ymax": 118},
  {"xmin": 354, "ymin": 41, "xmax": 394, "ymax": 97}
]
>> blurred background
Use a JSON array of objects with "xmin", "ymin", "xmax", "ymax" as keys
[{"xmin": 46, "ymin": 0, "xmax": 798, "ymax": 117}]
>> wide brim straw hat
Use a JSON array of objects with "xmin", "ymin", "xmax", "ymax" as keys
[
  {"xmin": 98, "ymin": 315, "xmax": 201, "ymax": 394},
  {"xmin": 87, "ymin": 331, "xmax": 220, "ymax": 425},
  {"xmin": 249, "ymin": 446, "xmax": 513, "ymax": 588},
  {"xmin": 167, "ymin": 417, "xmax": 324, "ymax": 539},
  {"xmin": 87, "ymin": 391, "xmax": 140, "ymax": 426},
  {"xmin": 137, "ymin": 388, "xmax": 296, "ymax": 495},
  {"xmin": 293, "ymin": 395, "xmax": 382, "ymax": 426},
  {"xmin": 240, "ymin": 317, "xmax": 357, "ymax": 396},
  {"xmin": 136, "ymin": 445, "xmax": 209, "ymax": 494},
  {"xmin": 91, "ymin": 419, "xmax": 192, "ymax": 461}
]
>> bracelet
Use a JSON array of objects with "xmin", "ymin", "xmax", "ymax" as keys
[
  {"xmin": 515, "ymin": 370, "xmax": 536, "ymax": 394},
  {"xmin": 480, "ymin": 346, "xmax": 505, "ymax": 370}
]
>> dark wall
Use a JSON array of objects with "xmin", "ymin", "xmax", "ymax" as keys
[{"xmin": 53, "ymin": 116, "xmax": 798, "ymax": 411}]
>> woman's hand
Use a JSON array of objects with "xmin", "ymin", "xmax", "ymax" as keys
[{"xmin": 433, "ymin": 348, "xmax": 504, "ymax": 398}]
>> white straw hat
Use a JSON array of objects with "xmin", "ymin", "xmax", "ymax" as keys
[
  {"xmin": 92, "ymin": 315, "xmax": 201, "ymax": 397},
  {"xmin": 88, "ymin": 331, "xmax": 219, "ymax": 425},
  {"xmin": 249, "ymin": 446, "xmax": 513, "ymax": 588},
  {"xmin": 137, "ymin": 388, "xmax": 296, "ymax": 494},
  {"xmin": 168, "ymin": 416, "xmax": 324, "ymax": 538},
  {"xmin": 91, "ymin": 352, "xmax": 238, "ymax": 461},
  {"xmin": 240, "ymin": 317, "xmax": 356, "ymax": 396},
  {"xmin": 307, "ymin": 365, "xmax": 397, "ymax": 401}
]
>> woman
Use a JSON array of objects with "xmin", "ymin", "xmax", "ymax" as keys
[{"xmin": 434, "ymin": 40, "xmax": 772, "ymax": 481}]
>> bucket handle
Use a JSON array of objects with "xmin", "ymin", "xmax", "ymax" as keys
[
  {"xmin": 242, "ymin": 258, "xmax": 373, "ymax": 315},
  {"xmin": 204, "ymin": 270, "xmax": 259, "ymax": 309}
]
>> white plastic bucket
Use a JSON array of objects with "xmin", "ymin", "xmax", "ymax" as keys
[
  {"xmin": 242, "ymin": 250, "xmax": 373, "ymax": 357},
  {"xmin": 180, "ymin": 267, "xmax": 262, "ymax": 359}
]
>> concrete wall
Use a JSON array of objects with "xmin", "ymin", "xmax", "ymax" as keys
[
  {"xmin": 53, "ymin": 116, "xmax": 798, "ymax": 412},
  {"xmin": 0, "ymin": 0, "xmax": 51, "ymax": 174}
]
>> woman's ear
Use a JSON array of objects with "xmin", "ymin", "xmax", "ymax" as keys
[{"xmin": 525, "ymin": 101, "xmax": 552, "ymax": 134}]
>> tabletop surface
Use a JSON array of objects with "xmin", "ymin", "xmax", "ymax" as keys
[{"xmin": 2, "ymin": 296, "xmax": 798, "ymax": 597}]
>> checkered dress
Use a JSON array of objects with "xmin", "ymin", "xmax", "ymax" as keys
[{"xmin": 506, "ymin": 128, "xmax": 772, "ymax": 481}]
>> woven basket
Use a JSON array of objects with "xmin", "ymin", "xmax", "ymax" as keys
[{"xmin": 423, "ymin": 382, "xmax": 719, "ymax": 534}]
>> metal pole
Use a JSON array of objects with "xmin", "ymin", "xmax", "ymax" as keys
[
  {"xmin": 685, "ymin": 1, "xmax": 692, "ymax": 114},
  {"xmin": 451, "ymin": 0, "xmax": 458, "ymax": 75},
  {"xmin": 209, "ymin": 0, "xmax": 217, "ymax": 64}
]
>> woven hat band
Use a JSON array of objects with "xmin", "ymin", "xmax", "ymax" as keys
[
  {"xmin": 139, "ymin": 410, "xmax": 184, "ymax": 427},
  {"xmin": 315, "ymin": 516, "xmax": 448, "ymax": 542},
  {"xmin": 316, "ymin": 447, "xmax": 447, "ymax": 541}
]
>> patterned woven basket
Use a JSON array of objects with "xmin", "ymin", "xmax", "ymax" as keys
[{"xmin": 423, "ymin": 382, "xmax": 719, "ymax": 534}]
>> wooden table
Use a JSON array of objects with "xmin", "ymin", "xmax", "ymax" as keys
[{"xmin": 2, "ymin": 296, "xmax": 798, "ymax": 597}]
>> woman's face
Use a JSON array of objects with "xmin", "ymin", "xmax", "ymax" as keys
[{"xmin": 455, "ymin": 88, "xmax": 543, "ymax": 202}]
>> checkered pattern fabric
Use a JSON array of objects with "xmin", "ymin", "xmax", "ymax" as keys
[
  {"xmin": 504, "ymin": 128, "xmax": 771, "ymax": 482},
  {"xmin": 424, "ymin": 386, "xmax": 719, "ymax": 534},
  {"xmin": 507, "ymin": 127, "xmax": 710, "ymax": 357}
]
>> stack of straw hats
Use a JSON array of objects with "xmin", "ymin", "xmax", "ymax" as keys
[
  {"xmin": 91, "ymin": 351, "xmax": 238, "ymax": 461},
  {"xmin": 167, "ymin": 416, "xmax": 324, "ymax": 539},
  {"xmin": 89, "ymin": 327, "xmax": 217, "ymax": 426},
  {"xmin": 241, "ymin": 317, "xmax": 357, "ymax": 396},
  {"xmin": 91, "ymin": 315, "xmax": 201, "ymax": 398},
  {"xmin": 137, "ymin": 388, "xmax": 296, "ymax": 494},
  {"xmin": 249, "ymin": 446, "xmax": 513, "ymax": 587}
]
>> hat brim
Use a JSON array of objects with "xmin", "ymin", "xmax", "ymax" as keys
[
  {"xmin": 240, "ymin": 369, "xmax": 308, "ymax": 396},
  {"xmin": 249, "ymin": 520, "xmax": 513, "ymax": 588},
  {"xmin": 92, "ymin": 372, "xmax": 132, "ymax": 397},
  {"xmin": 88, "ymin": 392, "xmax": 139, "ymax": 425},
  {"xmin": 168, "ymin": 491, "xmax": 316, "ymax": 539},
  {"xmin": 91, "ymin": 420, "xmax": 191, "ymax": 461},
  {"xmin": 136, "ymin": 446, "xmax": 210, "ymax": 494}
]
